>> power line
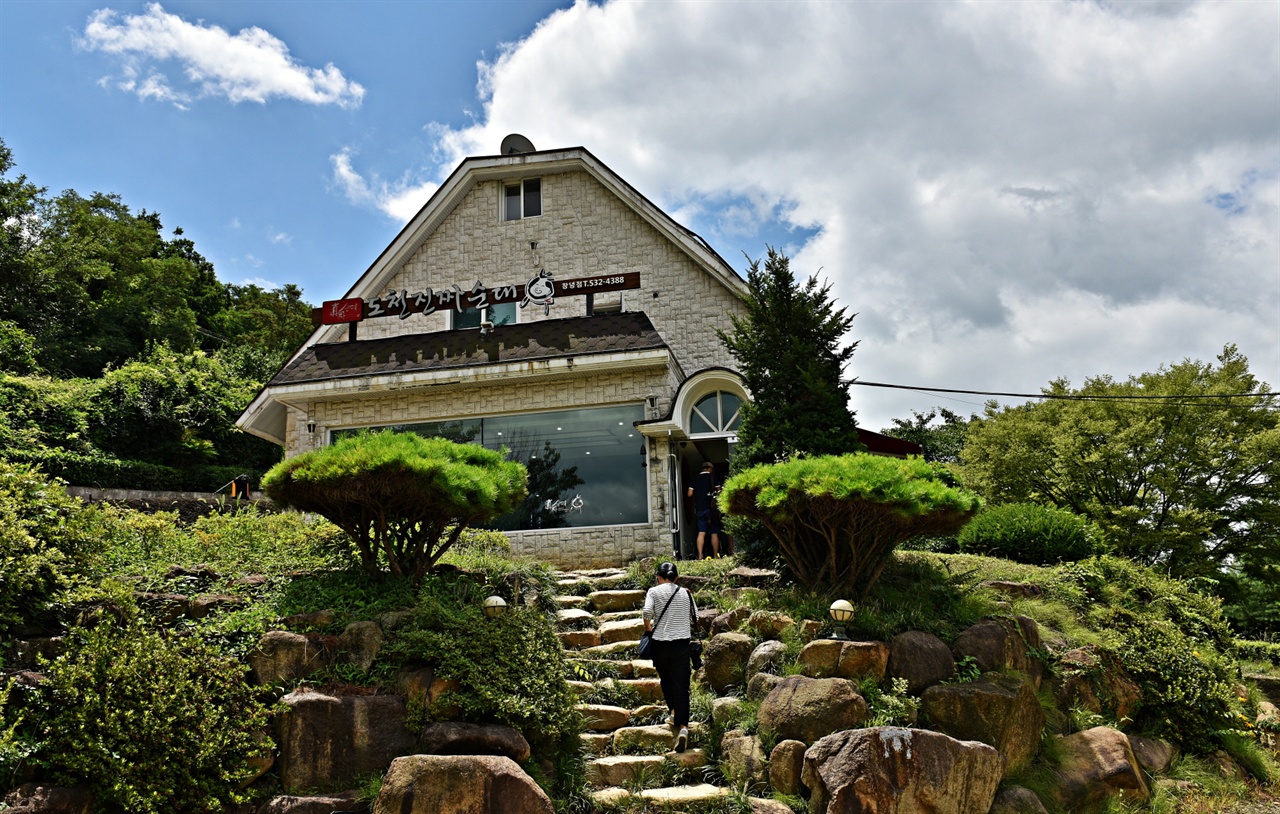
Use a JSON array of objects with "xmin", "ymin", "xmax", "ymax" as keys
[{"xmin": 851, "ymin": 379, "xmax": 1277, "ymax": 408}]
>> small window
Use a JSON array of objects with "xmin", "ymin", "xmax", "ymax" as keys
[
  {"xmin": 454, "ymin": 302, "xmax": 517, "ymax": 330},
  {"xmin": 503, "ymin": 178, "xmax": 541, "ymax": 221},
  {"xmin": 690, "ymin": 391, "xmax": 743, "ymax": 434}
]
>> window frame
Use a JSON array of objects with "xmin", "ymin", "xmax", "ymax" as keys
[{"xmin": 502, "ymin": 178, "xmax": 542, "ymax": 221}]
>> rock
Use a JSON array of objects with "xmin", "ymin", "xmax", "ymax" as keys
[
  {"xmin": 639, "ymin": 783, "xmax": 733, "ymax": 805},
  {"xmin": 703, "ymin": 632, "xmax": 756, "ymax": 693},
  {"xmin": 377, "ymin": 609, "xmax": 414, "ymax": 630},
  {"xmin": 758, "ymin": 675, "xmax": 869, "ymax": 745},
  {"xmin": 989, "ymin": 785, "xmax": 1049, "ymax": 814},
  {"xmin": 133, "ymin": 591, "xmax": 189, "ymax": 623},
  {"xmin": 338, "ymin": 621, "xmax": 383, "ymax": 673},
  {"xmin": 578, "ymin": 704, "xmax": 631, "ymax": 732},
  {"xmin": 600, "ymin": 617, "xmax": 646, "ymax": 644},
  {"xmin": 712, "ymin": 696, "xmax": 747, "ymax": 727},
  {"xmin": 747, "ymin": 672, "xmax": 785, "ymax": 701},
  {"xmin": 748, "ymin": 610, "xmax": 794, "ymax": 639},
  {"xmin": 372, "ymin": 754, "xmax": 553, "ymax": 814},
  {"xmin": 746, "ymin": 639, "xmax": 790, "ymax": 678},
  {"xmin": 725, "ymin": 587, "xmax": 766, "ymax": 604},
  {"xmin": 696, "ymin": 608, "xmax": 720, "ymax": 634},
  {"xmin": 11, "ymin": 638, "xmax": 62, "ymax": 669},
  {"xmin": 581, "ymin": 733, "xmax": 612, "ymax": 755},
  {"xmin": 618, "ymin": 678, "xmax": 664, "ymax": 702},
  {"xmin": 249, "ymin": 630, "xmax": 326, "ymax": 685},
  {"xmin": 952, "ymin": 617, "xmax": 1043, "ymax": 687},
  {"xmin": 666, "ymin": 747, "xmax": 710, "ymax": 769},
  {"xmin": 1, "ymin": 784, "xmax": 94, "ymax": 814},
  {"xmin": 979, "ymin": 580, "xmax": 1044, "ymax": 599},
  {"xmin": 274, "ymin": 689, "xmax": 418, "ymax": 792},
  {"xmin": 726, "ymin": 566, "xmax": 779, "ymax": 586},
  {"xmin": 921, "ymin": 673, "xmax": 1045, "ymax": 774},
  {"xmin": 798, "ymin": 639, "xmax": 889, "ymax": 681},
  {"xmin": 1128, "ymin": 735, "xmax": 1176, "ymax": 774},
  {"xmin": 613, "ymin": 724, "xmax": 679, "ymax": 754},
  {"xmin": 586, "ymin": 755, "xmax": 665, "ymax": 786},
  {"xmin": 1050, "ymin": 726, "xmax": 1150, "ymax": 811},
  {"xmin": 587, "ymin": 590, "xmax": 646, "ymax": 612},
  {"xmin": 393, "ymin": 666, "xmax": 458, "ymax": 713},
  {"xmin": 558, "ymin": 630, "xmax": 602, "ymax": 648},
  {"xmin": 769, "ymin": 739, "xmax": 808, "ymax": 796},
  {"xmin": 188, "ymin": 594, "xmax": 244, "ymax": 619},
  {"xmin": 1247, "ymin": 673, "xmax": 1280, "ymax": 705},
  {"xmin": 419, "ymin": 721, "xmax": 532, "ymax": 762},
  {"xmin": 802, "ymin": 727, "xmax": 1004, "ymax": 814},
  {"xmin": 887, "ymin": 630, "xmax": 956, "ymax": 694},
  {"xmin": 750, "ymin": 799, "xmax": 795, "ymax": 814},
  {"xmin": 556, "ymin": 608, "xmax": 595, "ymax": 626},
  {"xmin": 555, "ymin": 595, "xmax": 589, "ymax": 609},
  {"xmin": 1055, "ymin": 647, "xmax": 1142, "ymax": 723},
  {"xmin": 256, "ymin": 793, "xmax": 366, "ymax": 813},
  {"xmin": 712, "ymin": 606, "xmax": 753, "ymax": 635},
  {"xmin": 240, "ymin": 728, "xmax": 276, "ymax": 788},
  {"xmin": 800, "ymin": 619, "xmax": 824, "ymax": 642},
  {"xmin": 282, "ymin": 609, "xmax": 336, "ymax": 630},
  {"xmin": 721, "ymin": 732, "xmax": 768, "ymax": 789}
]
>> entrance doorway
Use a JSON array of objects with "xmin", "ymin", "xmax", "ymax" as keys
[{"xmin": 674, "ymin": 438, "xmax": 733, "ymax": 560}]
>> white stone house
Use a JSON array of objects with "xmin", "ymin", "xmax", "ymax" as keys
[{"xmin": 238, "ymin": 139, "xmax": 762, "ymax": 568}]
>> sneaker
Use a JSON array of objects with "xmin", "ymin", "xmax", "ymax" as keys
[
  {"xmin": 666, "ymin": 713, "xmax": 675, "ymax": 728},
  {"xmin": 675, "ymin": 727, "xmax": 688, "ymax": 753}
]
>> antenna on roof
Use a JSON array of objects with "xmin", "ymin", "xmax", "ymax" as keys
[{"xmin": 501, "ymin": 134, "xmax": 536, "ymax": 155}]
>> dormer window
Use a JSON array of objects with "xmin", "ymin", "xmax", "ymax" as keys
[{"xmin": 504, "ymin": 178, "xmax": 542, "ymax": 221}]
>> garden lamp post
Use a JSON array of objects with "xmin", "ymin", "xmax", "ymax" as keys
[
  {"xmin": 482, "ymin": 595, "xmax": 507, "ymax": 618},
  {"xmin": 829, "ymin": 599, "xmax": 854, "ymax": 641}
]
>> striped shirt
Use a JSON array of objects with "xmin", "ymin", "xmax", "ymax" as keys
[{"xmin": 643, "ymin": 582, "xmax": 698, "ymax": 641}]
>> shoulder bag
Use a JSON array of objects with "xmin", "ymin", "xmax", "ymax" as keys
[
  {"xmin": 686, "ymin": 588, "xmax": 704, "ymax": 668},
  {"xmin": 637, "ymin": 586, "xmax": 680, "ymax": 660}
]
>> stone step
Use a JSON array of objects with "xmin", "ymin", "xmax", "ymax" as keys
[
  {"xmin": 580, "ymin": 732, "xmax": 612, "ymax": 756},
  {"xmin": 611, "ymin": 722, "xmax": 705, "ymax": 754},
  {"xmin": 600, "ymin": 618, "xmax": 647, "ymax": 644},
  {"xmin": 555, "ymin": 595, "xmax": 589, "ymax": 609},
  {"xmin": 580, "ymin": 640, "xmax": 642, "ymax": 658},
  {"xmin": 564, "ymin": 658, "xmax": 655, "ymax": 679},
  {"xmin": 558, "ymin": 630, "xmax": 602, "ymax": 649},
  {"xmin": 556, "ymin": 608, "xmax": 596, "ymax": 627},
  {"xmin": 618, "ymin": 678, "xmax": 664, "ymax": 702},
  {"xmin": 585, "ymin": 754, "xmax": 667, "ymax": 787},
  {"xmin": 577, "ymin": 703, "xmax": 631, "ymax": 732},
  {"xmin": 591, "ymin": 783, "xmax": 733, "ymax": 808},
  {"xmin": 598, "ymin": 609, "xmax": 644, "ymax": 621},
  {"xmin": 588, "ymin": 589, "xmax": 647, "ymax": 612}
]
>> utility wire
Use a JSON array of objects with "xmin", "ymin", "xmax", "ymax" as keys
[{"xmin": 851, "ymin": 379, "xmax": 1277, "ymax": 408}]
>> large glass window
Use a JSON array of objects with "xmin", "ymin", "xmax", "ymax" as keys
[
  {"xmin": 454, "ymin": 302, "xmax": 517, "ymax": 330},
  {"xmin": 332, "ymin": 404, "xmax": 647, "ymax": 529}
]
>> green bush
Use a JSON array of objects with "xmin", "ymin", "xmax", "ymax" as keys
[
  {"xmin": 1235, "ymin": 639, "xmax": 1280, "ymax": 667},
  {"xmin": 721, "ymin": 453, "xmax": 980, "ymax": 596},
  {"xmin": 0, "ymin": 462, "xmax": 117, "ymax": 633},
  {"xmin": 38, "ymin": 622, "xmax": 271, "ymax": 814},
  {"xmin": 957, "ymin": 502, "xmax": 1103, "ymax": 564}
]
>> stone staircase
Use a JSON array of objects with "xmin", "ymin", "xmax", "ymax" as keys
[{"xmin": 552, "ymin": 568, "xmax": 735, "ymax": 809}]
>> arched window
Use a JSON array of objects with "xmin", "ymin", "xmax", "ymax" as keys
[{"xmin": 690, "ymin": 391, "xmax": 742, "ymax": 434}]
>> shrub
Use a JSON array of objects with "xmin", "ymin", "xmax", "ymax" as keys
[
  {"xmin": 38, "ymin": 622, "xmax": 271, "ymax": 814},
  {"xmin": 0, "ymin": 462, "xmax": 115, "ymax": 633},
  {"xmin": 957, "ymin": 502, "xmax": 1103, "ymax": 564},
  {"xmin": 262, "ymin": 432, "xmax": 527, "ymax": 584},
  {"xmin": 721, "ymin": 453, "xmax": 980, "ymax": 596}
]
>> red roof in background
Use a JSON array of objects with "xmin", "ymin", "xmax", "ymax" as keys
[{"xmin": 857, "ymin": 428, "xmax": 924, "ymax": 458}]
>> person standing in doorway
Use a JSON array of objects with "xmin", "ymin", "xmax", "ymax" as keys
[
  {"xmin": 643, "ymin": 561, "xmax": 698, "ymax": 752},
  {"xmin": 687, "ymin": 462, "xmax": 721, "ymax": 558}
]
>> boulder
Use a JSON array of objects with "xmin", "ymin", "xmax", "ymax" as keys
[
  {"xmin": 750, "ymin": 799, "xmax": 796, "ymax": 814},
  {"xmin": 393, "ymin": 666, "xmax": 459, "ymax": 715},
  {"xmin": 952, "ymin": 617, "xmax": 1043, "ymax": 687},
  {"xmin": 758, "ymin": 675, "xmax": 869, "ymax": 745},
  {"xmin": 726, "ymin": 566, "xmax": 779, "ymax": 586},
  {"xmin": 747, "ymin": 672, "xmax": 785, "ymax": 701},
  {"xmin": 587, "ymin": 590, "xmax": 646, "ymax": 612},
  {"xmin": 249, "ymin": 630, "xmax": 326, "ymax": 685},
  {"xmin": 282, "ymin": 609, "xmax": 336, "ymax": 630},
  {"xmin": 372, "ymin": 754, "xmax": 553, "ymax": 814},
  {"xmin": 748, "ymin": 610, "xmax": 795, "ymax": 639},
  {"xmin": 769, "ymin": 739, "xmax": 808, "ymax": 796},
  {"xmin": 188, "ymin": 594, "xmax": 245, "ymax": 619},
  {"xmin": 338, "ymin": 621, "xmax": 383, "ymax": 673},
  {"xmin": 802, "ymin": 727, "xmax": 1004, "ymax": 814},
  {"xmin": 799, "ymin": 640, "xmax": 889, "ymax": 681},
  {"xmin": 703, "ymin": 632, "xmax": 756, "ymax": 693},
  {"xmin": 696, "ymin": 608, "xmax": 721, "ymax": 634},
  {"xmin": 887, "ymin": 631, "xmax": 956, "ymax": 694},
  {"xmin": 921, "ymin": 674, "xmax": 1045, "ymax": 774},
  {"xmin": 420, "ymin": 721, "xmax": 532, "ymax": 762},
  {"xmin": 1050, "ymin": 726, "xmax": 1150, "ymax": 811},
  {"xmin": 712, "ymin": 696, "xmax": 747, "ymax": 727},
  {"xmin": 1128, "ymin": 735, "xmax": 1176, "ymax": 774},
  {"xmin": 274, "ymin": 689, "xmax": 418, "ymax": 792},
  {"xmin": 1055, "ymin": 647, "xmax": 1142, "ymax": 723},
  {"xmin": 746, "ymin": 639, "xmax": 790, "ymax": 678},
  {"xmin": 712, "ymin": 606, "xmax": 753, "ymax": 635},
  {"xmin": 721, "ymin": 732, "xmax": 769, "ymax": 789},
  {"xmin": 256, "ymin": 793, "xmax": 366, "ymax": 814},
  {"xmin": 989, "ymin": 786, "xmax": 1049, "ymax": 814},
  {"xmin": 1, "ymin": 784, "xmax": 94, "ymax": 814}
]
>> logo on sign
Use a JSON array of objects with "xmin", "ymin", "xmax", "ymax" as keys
[{"xmin": 521, "ymin": 269, "xmax": 555, "ymax": 315}]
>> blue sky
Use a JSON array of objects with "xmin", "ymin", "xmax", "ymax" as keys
[{"xmin": 2, "ymin": 0, "xmax": 1277, "ymax": 429}]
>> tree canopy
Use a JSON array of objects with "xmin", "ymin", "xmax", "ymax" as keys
[
  {"xmin": 721, "ymin": 453, "xmax": 980, "ymax": 596},
  {"xmin": 261, "ymin": 432, "xmax": 528, "ymax": 584},
  {"xmin": 960, "ymin": 345, "xmax": 1279, "ymax": 582},
  {"xmin": 719, "ymin": 248, "xmax": 863, "ymax": 469},
  {"xmin": 882, "ymin": 407, "xmax": 971, "ymax": 464}
]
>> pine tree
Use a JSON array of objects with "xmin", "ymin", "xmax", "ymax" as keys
[{"xmin": 719, "ymin": 247, "xmax": 863, "ymax": 470}]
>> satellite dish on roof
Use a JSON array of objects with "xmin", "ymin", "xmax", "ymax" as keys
[{"xmin": 500, "ymin": 134, "xmax": 536, "ymax": 155}]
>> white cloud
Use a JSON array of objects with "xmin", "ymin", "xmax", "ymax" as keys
[
  {"xmin": 238, "ymin": 276, "xmax": 281, "ymax": 289},
  {"xmin": 269, "ymin": 231, "xmax": 291, "ymax": 244},
  {"xmin": 416, "ymin": 0, "xmax": 1278, "ymax": 429},
  {"xmin": 330, "ymin": 148, "xmax": 438, "ymax": 222},
  {"xmin": 81, "ymin": 3, "xmax": 364, "ymax": 108}
]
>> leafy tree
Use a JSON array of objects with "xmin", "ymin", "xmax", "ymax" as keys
[
  {"xmin": 721, "ymin": 453, "xmax": 980, "ymax": 596},
  {"xmin": 261, "ymin": 432, "xmax": 527, "ymax": 584},
  {"xmin": 719, "ymin": 248, "xmax": 863, "ymax": 469},
  {"xmin": 960, "ymin": 345, "xmax": 1280, "ymax": 582},
  {"xmin": 882, "ymin": 407, "xmax": 972, "ymax": 464}
]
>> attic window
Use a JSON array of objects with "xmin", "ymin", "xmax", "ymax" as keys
[{"xmin": 503, "ymin": 178, "xmax": 542, "ymax": 221}]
